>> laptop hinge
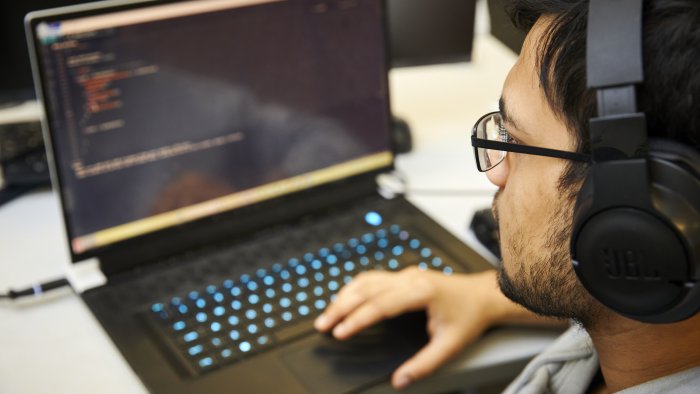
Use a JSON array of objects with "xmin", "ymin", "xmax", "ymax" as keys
[{"xmin": 97, "ymin": 169, "xmax": 385, "ymax": 279}]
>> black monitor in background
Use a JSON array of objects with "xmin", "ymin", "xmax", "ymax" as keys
[
  {"xmin": 387, "ymin": 0, "xmax": 476, "ymax": 67},
  {"xmin": 0, "ymin": 1, "xmax": 101, "ymax": 106}
]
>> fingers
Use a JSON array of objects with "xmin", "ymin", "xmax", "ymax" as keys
[
  {"xmin": 331, "ymin": 287, "xmax": 427, "ymax": 340},
  {"xmin": 391, "ymin": 329, "xmax": 468, "ymax": 390},
  {"xmin": 314, "ymin": 271, "xmax": 388, "ymax": 332},
  {"xmin": 315, "ymin": 268, "xmax": 433, "ymax": 337}
]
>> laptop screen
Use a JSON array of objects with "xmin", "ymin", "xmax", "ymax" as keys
[{"xmin": 32, "ymin": 0, "xmax": 392, "ymax": 255}]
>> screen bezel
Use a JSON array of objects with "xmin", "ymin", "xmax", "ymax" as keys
[{"xmin": 26, "ymin": 0, "xmax": 395, "ymax": 269}]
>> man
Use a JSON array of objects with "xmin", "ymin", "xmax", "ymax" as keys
[{"xmin": 315, "ymin": 0, "xmax": 700, "ymax": 392}]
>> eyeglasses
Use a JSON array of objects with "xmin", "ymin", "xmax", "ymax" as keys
[{"xmin": 471, "ymin": 111, "xmax": 591, "ymax": 172}]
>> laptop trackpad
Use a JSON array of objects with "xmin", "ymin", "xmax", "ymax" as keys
[{"xmin": 280, "ymin": 312, "xmax": 428, "ymax": 394}]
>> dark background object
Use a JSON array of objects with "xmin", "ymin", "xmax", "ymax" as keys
[
  {"xmin": 470, "ymin": 207, "xmax": 501, "ymax": 260},
  {"xmin": 387, "ymin": 0, "xmax": 477, "ymax": 67},
  {"xmin": 487, "ymin": 0, "xmax": 526, "ymax": 54},
  {"xmin": 391, "ymin": 117, "xmax": 412, "ymax": 155},
  {"xmin": 0, "ymin": 1, "xmax": 103, "ymax": 106}
]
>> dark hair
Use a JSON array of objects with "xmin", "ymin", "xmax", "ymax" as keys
[{"xmin": 504, "ymin": 0, "xmax": 700, "ymax": 188}]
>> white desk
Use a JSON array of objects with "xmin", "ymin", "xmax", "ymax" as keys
[{"xmin": 0, "ymin": 34, "xmax": 561, "ymax": 394}]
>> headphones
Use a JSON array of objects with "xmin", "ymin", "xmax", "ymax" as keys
[{"xmin": 570, "ymin": 0, "xmax": 700, "ymax": 323}]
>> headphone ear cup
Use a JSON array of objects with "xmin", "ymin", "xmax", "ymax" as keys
[{"xmin": 571, "ymin": 143, "xmax": 700, "ymax": 322}]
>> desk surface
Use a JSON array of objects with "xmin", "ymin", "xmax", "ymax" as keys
[{"xmin": 0, "ymin": 34, "xmax": 562, "ymax": 394}]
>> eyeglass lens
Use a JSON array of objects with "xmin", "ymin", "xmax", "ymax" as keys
[{"xmin": 476, "ymin": 113, "xmax": 507, "ymax": 171}]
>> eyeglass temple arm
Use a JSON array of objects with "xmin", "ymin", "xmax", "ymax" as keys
[{"xmin": 471, "ymin": 137, "xmax": 592, "ymax": 163}]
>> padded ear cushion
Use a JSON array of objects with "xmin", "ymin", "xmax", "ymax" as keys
[
  {"xmin": 571, "ymin": 139, "xmax": 700, "ymax": 322},
  {"xmin": 649, "ymin": 138, "xmax": 700, "ymax": 177}
]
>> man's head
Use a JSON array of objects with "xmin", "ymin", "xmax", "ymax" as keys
[{"xmin": 491, "ymin": 0, "xmax": 700, "ymax": 327}]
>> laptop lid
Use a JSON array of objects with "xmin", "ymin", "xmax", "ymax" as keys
[{"xmin": 26, "ymin": 0, "xmax": 394, "ymax": 270}]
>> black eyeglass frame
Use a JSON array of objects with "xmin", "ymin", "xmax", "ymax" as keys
[{"xmin": 471, "ymin": 111, "xmax": 591, "ymax": 172}]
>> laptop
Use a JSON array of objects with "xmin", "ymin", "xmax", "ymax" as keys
[{"xmin": 25, "ymin": 0, "xmax": 492, "ymax": 392}]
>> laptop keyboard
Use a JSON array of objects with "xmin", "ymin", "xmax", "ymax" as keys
[{"xmin": 144, "ymin": 217, "xmax": 457, "ymax": 377}]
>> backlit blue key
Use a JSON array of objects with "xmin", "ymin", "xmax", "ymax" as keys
[
  {"xmin": 282, "ymin": 311, "xmax": 293, "ymax": 322},
  {"xmin": 314, "ymin": 299, "xmax": 327, "ymax": 310},
  {"xmin": 173, "ymin": 321, "xmax": 186, "ymax": 331},
  {"xmin": 356, "ymin": 245, "xmax": 367, "ymax": 255},
  {"xmin": 365, "ymin": 211, "xmax": 382, "ymax": 227},
  {"xmin": 410, "ymin": 239, "xmax": 421, "ymax": 249},
  {"xmin": 418, "ymin": 262, "xmax": 428, "ymax": 270},
  {"xmin": 188, "ymin": 291, "xmax": 199, "ymax": 300},
  {"xmin": 264, "ymin": 317, "xmax": 276, "ymax": 328},
  {"xmin": 344, "ymin": 261, "xmax": 355, "ymax": 272},
  {"xmin": 328, "ymin": 281, "xmax": 339, "ymax": 291},
  {"xmin": 263, "ymin": 275, "xmax": 274, "ymax": 286},
  {"xmin": 228, "ymin": 316, "xmax": 239, "ymax": 326},
  {"xmin": 392, "ymin": 246, "xmax": 404, "ymax": 256},
  {"xmin": 247, "ymin": 281, "xmax": 259, "ymax": 292},
  {"xmin": 280, "ymin": 270, "xmax": 291, "ymax": 280},
  {"xmin": 239, "ymin": 341, "xmax": 252, "ymax": 353},
  {"xmin": 177, "ymin": 304, "xmax": 189, "ymax": 314},
  {"xmin": 280, "ymin": 297, "xmax": 291, "ymax": 308},
  {"xmin": 230, "ymin": 330, "xmax": 240, "ymax": 340},
  {"xmin": 196, "ymin": 312, "xmax": 208, "ymax": 323},
  {"xmin": 213, "ymin": 293, "xmax": 225, "ymax": 303},
  {"xmin": 231, "ymin": 300, "xmax": 242, "ymax": 310},
  {"xmin": 206, "ymin": 285, "xmax": 217, "ymax": 294},
  {"xmin": 314, "ymin": 272, "xmax": 324, "ymax": 282},
  {"xmin": 421, "ymin": 248, "xmax": 432, "ymax": 258},
  {"xmin": 311, "ymin": 260, "xmax": 323, "ymax": 270},
  {"xmin": 388, "ymin": 259, "xmax": 399, "ymax": 270},
  {"xmin": 348, "ymin": 238, "xmax": 359, "ymax": 248},
  {"xmin": 303, "ymin": 253, "xmax": 314, "ymax": 263},
  {"xmin": 248, "ymin": 294, "xmax": 260, "ymax": 305},
  {"xmin": 432, "ymin": 257, "xmax": 443, "ymax": 267},
  {"xmin": 295, "ymin": 265, "xmax": 307, "ymax": 276},
  {"xmin": 151, "ymin": 303, "xmax": 164, "ymax": 313},
  {"xmin": 214, "ymin": 306, "xmax": 226, "ymax": 317},
  {"xmin": 189, "ymin": 344, "xmax": 204, "ymax": 356},
  {"xmin": 247, "ymin": 324, "xmax": 258, "ymax": 334},
  {"xmin": 318, "ymin": 248, "xmax": 330, "ymax": 257},
  {"xmin": 299, "ymin": 305, "xmax": 310, "ymax": 316},
  {"xmin": 245, "ymin": 310, "xmax": 257, "ymax": 320},
  {"xmin": 296, "ymin": 292, "xmax": 308, "ymax": 302},
  {"xmin": 378, "ymin": 238, "xmax": 389, "ymax": 248},
  {"xmin": 265, "ymin": 288, "xmax": 276, "ymax": 298},
  {"xmin": 198, "ymin": 357, "xmax": 213, "ymax": 368},
  {"xmin": 183, "ymin": 331, "xmax": 199, "ymax": 342},
  {"xmin": 223, "ymin": 279, "xmax": 234, "ymax": 289},
  {"xmin": 262, "ymin": 303, "xmax": 273, "ymax": 314},
  {"xmin": 289, "ymin": 258, "xmax": 300, "ymax": 267},
  {"xmin": 313, "ymin": 286, "xmax": 324, "ymax": 297},
  {"xmin": 211, "ymin": 322, "xmax": 222, "ymax": 332},
  {"xmin": 256, "ymin": 268, "xmax": 267, "ymax": 278},
  {"xmin": 443, "ymin": 266, "xmax": 454, "ymax": 275},
  {"xmin": 240, "ymin": 274, "xmax": 251, "ymax": 283},
  {"xmin": 390, "ymin": 225, "xmax": 401, "ymax": 234},
  {"xmin": 282, "ymin": 283, "xmax": 292, "ymax": 293},
  {"xmin": 327, "ymin": 255, "xmax": 338, "ymax": 264},
  {"xmin": 221, "ymin": 349, "xmax": 233, "ymax": 358},
  {"xmin": 230, "ymin": 287, "xmax": 242, "ymax": 297},
  {"xmin": 329, "ymin": 267, "xmax": 340, "ymax": 277},
  {"xmin": 196, "ymin": 299, "xmax": 206, "ymax": 309},
  {"xmin": 298, "ymin": 278, "xmax": 310, "ymax": 288}
]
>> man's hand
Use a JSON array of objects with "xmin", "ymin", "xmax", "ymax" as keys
[{"xmin": 314, "ymin": 268, "xmax": 507, "ymax": 390}]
